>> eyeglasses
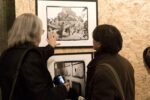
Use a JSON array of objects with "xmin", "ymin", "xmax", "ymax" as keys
[
  {"xmin": 42, "ymin": 29, "xmax": 45, "ymax": 33},
  {"xmin": 41, "ymin": 29, "xmax": 45, "ymax": 35}
]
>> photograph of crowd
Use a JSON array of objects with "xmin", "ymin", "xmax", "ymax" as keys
[
  {"xmin": 46, "ymin": 6, "xmax": 88, "ymax": 41},
  {"xmin": 54, "ymin": 61, "xmax": 85, "ymax": 97}
]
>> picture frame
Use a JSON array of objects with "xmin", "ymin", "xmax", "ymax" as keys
[
  {"xmin": 47, "ymin": 52, "xmax": 93, "ymax": 97},
  {"xmin": 36, "ymin": 0, "xmax": 98, "ymax": 48}
]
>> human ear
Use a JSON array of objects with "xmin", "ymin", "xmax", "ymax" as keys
[{"xmin": 96, "ymin": 42, "xmax": 101, "ymax": 48}]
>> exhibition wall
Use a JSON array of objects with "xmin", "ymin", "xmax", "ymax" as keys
[{"xmin": 15, "ymin": 0, "xmax": 150, "ymax": 100}]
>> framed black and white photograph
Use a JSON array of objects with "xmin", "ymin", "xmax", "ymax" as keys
[
  {"xmin": 47, "ymin": 52, "xmax": 93, "ymax": 97},
  {"xmin": 36, "ymin": 0, "xmax": 98, "ymax": 47}
]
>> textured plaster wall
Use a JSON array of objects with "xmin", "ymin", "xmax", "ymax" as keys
[
  {"xmin": 98, "ymin": 0, "xmax": 150, "ymax": 100},
  {"xmin": 15, "ymin": 0, "xmax": 150, "ymax": 100},
  {"xmin": 15, "ymin": 0, "xmax": 35, "ymax": 16}
]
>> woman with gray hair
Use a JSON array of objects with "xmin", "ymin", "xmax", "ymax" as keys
[{"xmin": 0, "ymin": 13, "xmax": 69, "ymax": 100}]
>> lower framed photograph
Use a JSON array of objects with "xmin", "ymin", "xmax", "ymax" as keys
[{"xmin": 47, "ymin": 52, "xmax": 93, "ymax": 97}]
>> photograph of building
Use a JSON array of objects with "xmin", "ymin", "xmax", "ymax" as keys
[{"xmin": 47, "ymin": 7, "xmax": 88, "ymax": 41}]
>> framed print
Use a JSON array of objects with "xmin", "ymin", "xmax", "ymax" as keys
[
  {"xmin": 36, "ymin": 0, "xmax": 98, "ymax": 47},
  {"xmin": 47, "ymin": 52, "xmax": 93, "ymax": 97}
]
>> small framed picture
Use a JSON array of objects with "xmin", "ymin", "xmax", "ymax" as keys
[
  {"xmin": 47, "ymin": 52, "xmax": 93, "ymax": 97},
  {"xmin": 36, "ymin": 0, "xmax": 98, "ymax": 47}
]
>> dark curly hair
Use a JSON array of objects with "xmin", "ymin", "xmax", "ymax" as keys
[
  {"xmin": 93, "ymin": 24, "xmax": 123, "ymax": 54},
  {"xmin": 143, "ymin": 46, "xmax": 150, "ymax": 68}
]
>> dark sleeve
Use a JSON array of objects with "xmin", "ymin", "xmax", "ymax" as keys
[
  {"xmin": 21, "ymin": 50, "xmax": 68, "ymax": 100},
  {"xmin": 91, "ymin": 66, "xmax": 120, "ymax": 100},
  {"xmin": 125, "ymin": 63, "xmax": 135, "ymax": 100},
  {"xmin": 38, "ymin": 45, "xmax": 54, "ymax": 62}
]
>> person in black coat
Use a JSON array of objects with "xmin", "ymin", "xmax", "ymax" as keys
[
  {"xmin": 85, "ymin": 24, "xmax": 135, "ymax": 100},
  {"xmin": 0, "ymin": 13, "xmax": 69, "ymax": 100}
]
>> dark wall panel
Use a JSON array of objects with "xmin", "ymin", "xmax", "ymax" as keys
[
  {"xmin": 0, "ymin": 0, "xmax": 15, "ymax": 54},
  {"xmin": 0, "ymin": 0, "xmax": 15, "ymax": 99}
]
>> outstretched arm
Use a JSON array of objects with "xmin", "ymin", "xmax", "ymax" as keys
[{"xmin": 38, "ymin": 32, "xmax": 60, "ymax": 61}]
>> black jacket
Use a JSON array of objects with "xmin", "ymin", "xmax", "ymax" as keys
[
  {"xmin": 0, "ymin": 42, "xmax": 68, "ymax": 100},
  {"xmin": 85, "ymin": 52, "xmax": 135, "ymax": 100}
]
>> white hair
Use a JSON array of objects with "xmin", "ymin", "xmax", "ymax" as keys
[{"xmin": 8, "ymin": 13, "xmax": 42, "ymax": 47}]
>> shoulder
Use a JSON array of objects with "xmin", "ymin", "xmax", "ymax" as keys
[
  {"xmin": 94, "ymin": 64, "xmax": 111, "ymax": 79},
  {"xmin": 25, "ymin": 48, "xmax": 42, "ymax": 59},
  {"xmin": 118, "ymin": 55, "xmax": 130, "ymax": 63},
  {"xmin": 118, "ymin": 55, "xmax": 134, "ymax": 70},
  {"xmin": 0, "ymin": 47, "xmax": 16, "ymax": 61}
]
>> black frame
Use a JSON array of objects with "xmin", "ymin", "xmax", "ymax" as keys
[{"xmin": 36, "ymin": 0, "xmax": 98, "ymax": 48}]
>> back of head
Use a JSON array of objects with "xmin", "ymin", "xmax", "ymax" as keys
[
  {"xmin": 93, "ymin": 24, "xmax": 123, "ymax": 54},
  {"xmin": 8, "ymin": 13, "xmax": 42, "ymax": 47},
  {"xmin": 143, "ymin": 47, "xmax": 150, "ymax": 69}
]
